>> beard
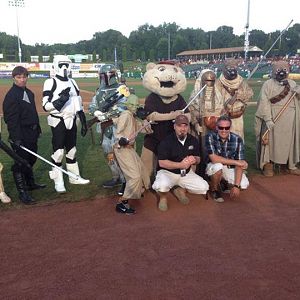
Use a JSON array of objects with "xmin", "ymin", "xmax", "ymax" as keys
[{"xmin": 178, "ymin": 133, "xmax": 186, "ymax": 141}]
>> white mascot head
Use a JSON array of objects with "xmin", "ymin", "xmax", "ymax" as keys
[{"xmin": 53, "ymin": 55, "xmax": 72, "ymax": 78}]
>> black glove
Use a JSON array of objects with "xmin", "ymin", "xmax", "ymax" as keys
[
  {"xmin": 119, "ymin": 137, "xmax": 129, "ymax": 147},
  {"xmin": 52, "ymin": 87, "xmax": 71, "ymax": 111},
  {"xmin": 136, "ymin": 106, "xmax": 150, "ymax": 120},
  {"xmin": 77, "ymin": 110, "xmax": 88, "ymax": 137},
  {"xmin": 12, "ymin": 140, "xmax": 23, "ymax": 148}
]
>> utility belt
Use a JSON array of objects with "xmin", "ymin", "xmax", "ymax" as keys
[
  {"xmin": 124, "ymin": 144, "xmax": 134, "ymax": 149},
  {"xmin": 115, "ymin": 144, "xmax": 134, "ymax": 149},
  {"xmin": 50, "ymin": 114, "xmax": 76, "ymax": 121},
  {"xmin": 270, "ymin": 83, "xmax": 290, "ymax": 104}
]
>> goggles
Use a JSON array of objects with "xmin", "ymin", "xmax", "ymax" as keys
[{"xmin": 58, "ymin": 63, "xmax": 70, "ymax": 68}]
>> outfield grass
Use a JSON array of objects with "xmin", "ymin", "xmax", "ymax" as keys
[{"xmin": 0, "ymin": 77, "xmax": 297, "ymax": 208}]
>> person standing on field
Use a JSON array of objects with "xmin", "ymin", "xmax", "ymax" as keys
[
  {"xmin": 42, "ymin": 55, "xmax": 89, "ymax": 193},
  {"xmin": 3, "ymin": 66, "xmax": 45, "ymax": 205},
  {"xmin": 255, "ymin": 60, "xmax": 300, "ymax": 176}
]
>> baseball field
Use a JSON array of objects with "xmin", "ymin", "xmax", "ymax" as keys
[{"xmin": 0, "ymin": 77, "xmax": 300, "ymax": 299}]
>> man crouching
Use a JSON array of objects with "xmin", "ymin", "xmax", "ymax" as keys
[
  {"xmin": 205, "ymin": 115, "xmax": 249, "ymax": 203},
  {"xmin": 152, "ymin": 114, "xmax": 209, "ymax": 211}
]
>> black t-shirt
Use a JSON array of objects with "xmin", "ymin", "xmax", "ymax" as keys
[
  {"xmin": 143, "ymin": 93, "xmax": 188, "ymax": 154},
  {"xmin": 157, "ymin": 132, "xmax": 200, "ymax": 174}
]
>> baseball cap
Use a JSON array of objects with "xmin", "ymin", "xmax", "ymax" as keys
[{"xmin": 174, "ymin": 114, "xmax": 189, "ymax": 125}]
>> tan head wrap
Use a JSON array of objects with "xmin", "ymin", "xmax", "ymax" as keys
[{"xmin": 272, "ymin": 60, "xmax": 290, "ymax": 78}]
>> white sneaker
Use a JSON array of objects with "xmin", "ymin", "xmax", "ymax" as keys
[{"xmin": 0, "ymin": 192, "xmax": 11, "ymax": 204}]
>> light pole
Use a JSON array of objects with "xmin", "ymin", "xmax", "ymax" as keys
[
  {"xmin": 244, "ymin": 0, "xmax": 251, "ymax": 61},
  {"xmin": 114, "ymin": 47, "xmax": 117, "ymax": 67},
  {"xmin": 8, "ymin": 0, "xmax": 25, "ymax": 63},
  {"xmin": 168, "ymin": 32, "xmax": 171, "ymax": 60}
]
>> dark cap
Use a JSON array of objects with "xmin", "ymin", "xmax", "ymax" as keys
[{"xmin": 174, "ymin": 114, "xmax": 189, "ymax": 125}]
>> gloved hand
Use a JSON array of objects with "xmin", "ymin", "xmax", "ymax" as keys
[
  {"xmin": 171, "ymin": 110, "xmax": 184, "ymax": 119},
  {"xmin": 94, "ymin": 110, "xmax": 107, "ymax": 122},
  {"xmin": 59, "ymin": 87, "xmax": 71, "ymax": 99},
  {"xmin": 52, "ymin": 87, "xmax": 71, "ymax": 111},
  {"xmin": 136, "ymin": 107, "xmax": 150, "ymax": 120},
  {"xmin": 265, "ymin": 120, "xmax": 275, "ymax": 130},
  {"xmin": 77, "ymin": 111, "xmax": 87, "ymax": 137},
  {"xmin": 119, "ymin": 137, "xmax": 129, "ymax": 147},
  {"xmin": 291, "ymin": 85, "xmax": 300, "ymax": 95},
  {"xmin": 12, "ymin": 140, "xmax": 23, "ymax": 147}
]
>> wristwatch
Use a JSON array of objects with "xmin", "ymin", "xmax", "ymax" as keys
[{"xmin": 233, "ymin": 184, "xmax": 241, "ymax": 189}]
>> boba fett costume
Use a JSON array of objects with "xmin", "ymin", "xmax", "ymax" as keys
[{"xmin": 89, "ymin": 64, "xmax": 125, "ymax": 192}]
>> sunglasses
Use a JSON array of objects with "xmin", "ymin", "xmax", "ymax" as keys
[{"xmin": 217, "ymin": 126, "xmax": 230, "ymax": 131}]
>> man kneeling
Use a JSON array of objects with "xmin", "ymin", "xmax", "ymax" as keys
[
  {"xmin": 205, "ymin": 115, "xmax": 249, "ymax": 202},
  {"xmin": 152, "ymin": 114, "xmax": 209, "ymax": 211}
]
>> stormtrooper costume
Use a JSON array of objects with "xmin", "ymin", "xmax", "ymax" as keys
[{"xmin": 42, "ymin": 55, "xmax": 89, "ymax": 193}]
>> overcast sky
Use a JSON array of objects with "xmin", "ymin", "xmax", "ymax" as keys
[{"xmin": 0, "ymin": 0, "xmax": 299, "ymax": 46}]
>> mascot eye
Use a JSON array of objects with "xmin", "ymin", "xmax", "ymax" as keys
[{"xmin": 158, "ymin": 66, "xmax": 166, "ymax": 72}]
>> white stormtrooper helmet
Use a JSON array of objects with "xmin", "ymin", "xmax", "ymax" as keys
[{"xmin": 53, "ymin": 55, "xmax": 72, "ymax": 78}]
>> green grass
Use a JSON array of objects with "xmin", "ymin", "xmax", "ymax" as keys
[{"xmin": 0, "ymin": 77, "xmax": 298, "ymax": 208}]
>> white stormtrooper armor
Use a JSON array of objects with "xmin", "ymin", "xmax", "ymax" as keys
[{"xmin": 43, "ymin": 55, "xmax": 89, "ymax": 193}]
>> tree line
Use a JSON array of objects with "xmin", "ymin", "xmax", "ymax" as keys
[{"xmin": 0, "ymin": 22, "xmax": 299, "ymax": 62}]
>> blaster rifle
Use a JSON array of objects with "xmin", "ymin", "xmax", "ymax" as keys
[
  {"xmin": 102, "ymin": 85, "xmax": 130, "ymax": 113},
  {"xmin": 87, "ymin": 85, "xmax": 130, "ymax": 130}
]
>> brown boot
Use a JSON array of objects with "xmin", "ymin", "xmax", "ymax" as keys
[
  {"xmin": 158, "ymin": 192, "xmax": 168, "ymax": 211},
  {"xmin": 263, "ymin": 163, "xmax": 274, "ymax": 177},
  {"xmin": 173, "ymin": 187, "xmax": 190, "ymax": 205}
]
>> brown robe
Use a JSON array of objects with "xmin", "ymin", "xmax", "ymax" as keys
[{"xmin": 113, "ymin": 110, "xmax": 150, "ymax": 199}]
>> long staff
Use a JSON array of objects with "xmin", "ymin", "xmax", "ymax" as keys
[
  {"xmin": 19, "ymin": 145, "xmax": 79, "ymax": 180},
  {"xmin": 182, "ymin": 84, "xmax": 207, "ymax": 112},
  {"xmin": 224, "ymin": 19, "xmax": 294, "ymax": 112},
  {"xmin": 247, "ymin": 19, "xmax": 293, "ymax": 80}
]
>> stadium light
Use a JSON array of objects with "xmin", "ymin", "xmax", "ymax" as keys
[
  {"xmin": 8, "ymin": 0, "xmax": 25, "ymax": 63},
  {"xmin": 244, "ymin": 0, "xmax": 251, "ymax": 61},
  {"xmin": 168, "ymin": 32, "xmax": 170, "ymax": 60}
]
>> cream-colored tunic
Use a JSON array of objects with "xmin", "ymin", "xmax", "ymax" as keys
[
  {"xmin": 113, "ymin": 110, "xmax": 150, "ymax": 199},
  {"xmin": 255, "ymin": 78, "xmax": 300, "ymax": 169}
]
